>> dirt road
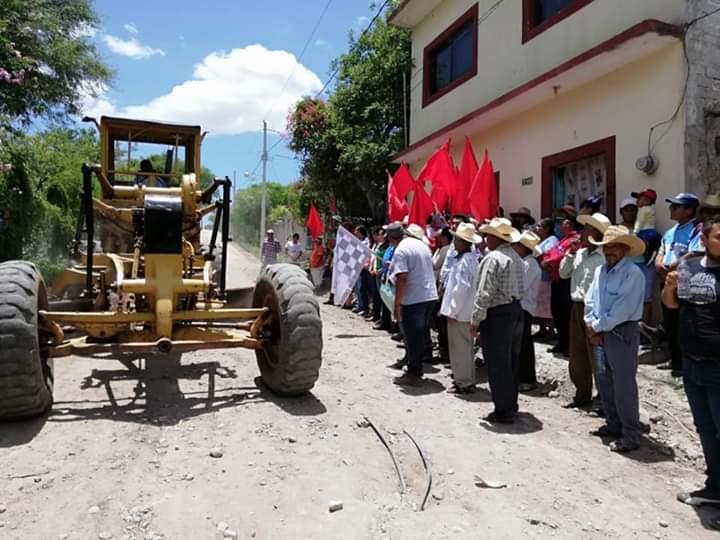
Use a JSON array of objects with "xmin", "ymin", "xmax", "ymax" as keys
[{"xmin": 1, "ymin": 244, "xmax": 717, "ymax": 539}]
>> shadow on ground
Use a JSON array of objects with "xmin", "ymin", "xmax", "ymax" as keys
[
  {"xmin": 0, "ymin": 417, "xmax": 47, "ymax": 448},
  {"xmin": 479, "ymin": 412, "xmax": 544, "ymax": 435},
  {"xmin": 28, "ymin": 353, "xmax": 328, "ymax": 431}
]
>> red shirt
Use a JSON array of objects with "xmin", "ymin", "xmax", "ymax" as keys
[
  {"xmin": 542, "ymin": 232, "xmax": 580, "ymax": 282},
  {"xmin": 309, "ymin": 246, "xmax": 326, "ymax": 268}
]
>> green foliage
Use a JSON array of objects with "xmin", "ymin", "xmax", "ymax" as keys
[
  {"xmin": 231, "ymin": 182, "xmax": 296, "ymax": 246},
  {"xmin": 0, "ymin": 0, "xmax": 112, "ymax": 127},
  {"xmin": 287, "ymin": 10, "xmax": 412, "ymax": 221},
  {"xmin": 0, "ymin": 127, "xmax": 99, "ymax": 281}
]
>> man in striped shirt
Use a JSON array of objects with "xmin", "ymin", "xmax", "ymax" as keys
[{"xmin": 261, "ymin": 230, "xmax": 282, "ymax": 269}]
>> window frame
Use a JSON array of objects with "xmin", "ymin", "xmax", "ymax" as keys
[
  {"xmin": 540, "ymin": 136, "xmax": 616, "ymax": 219},
  {"xmin": 522, "ymin": 0, "xmax": 595, "ymax": 44},
  {"xmin": 422, "ymin": 3, "xmax": 479, "ymax": 108}
]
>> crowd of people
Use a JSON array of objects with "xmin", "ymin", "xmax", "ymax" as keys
[{"xmin": 301, "ymin": 189, "xmax": 720, "ymax": 511}]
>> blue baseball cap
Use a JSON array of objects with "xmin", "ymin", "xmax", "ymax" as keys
[{"xmin": 665, "ymin": 192, "xmax": 699, "ymax": 207}]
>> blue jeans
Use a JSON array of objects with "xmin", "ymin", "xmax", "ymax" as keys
[
  {"xmin": 400, "ymin": 301, "xmax": 436, "ymax": 376},
  {"xmin": 684, "ymin": 357, "xmax": 720, "ymax": 495},
  {"xmin": 355, "ymin": 270, "xmax": 371, "ymax": 311}
]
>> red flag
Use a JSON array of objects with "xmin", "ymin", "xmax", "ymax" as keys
[
  {"xmin": 392, "ymin": 163, "xmax": 415, "ymax": 199},
  {"xmin": 451, "ymin": 137, "xmax": 478, "ymax": 215},
  {"xmin": 387, "ymin": 172, "xmax": 408, "ymax": 221},
  {"xmin": 469, "ymin": 151, "xmax": 498, "ymax": 222},
  {"xmin": 306, "ymin": 202, "xmax": 324, "ymax": 238},
  {"xmin": 408, "ymin": 183, "xmax": 434, "ymax": 226},
  {"xmin": 416, "ymin": 141, "xmax": 456, "ymax": 213}
]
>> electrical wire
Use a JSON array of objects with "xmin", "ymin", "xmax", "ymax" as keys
[
  {"xmin": 363, "ymin": 416, "xmax": 406, "ymax": 496},
  {"xmin": 403, "ymin": 429, "xmax": 432, "ymax": 512},
  {"xmin": 315, "ymin": 0, "xmax": 393, "ymax": 97}
]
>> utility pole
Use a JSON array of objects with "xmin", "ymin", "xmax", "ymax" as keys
[{"xmin": 260, "ymin": 120, "xmax": 268, "ymax": 249}]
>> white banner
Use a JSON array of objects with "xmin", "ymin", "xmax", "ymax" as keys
[{"xmin": 331, "ymin": 226, "xmax": 371, "ymax": 307}]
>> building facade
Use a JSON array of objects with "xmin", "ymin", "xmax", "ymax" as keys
[{"xmin": 391, "ymin": 0, "xmax": 720, "ymax": 228}]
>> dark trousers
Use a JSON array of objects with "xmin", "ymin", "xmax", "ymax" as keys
[
  {"xmin": 400, "ymin": 301, "xmax": 436, "ymax": 376},
  {"xmin": 569, "ymin": 302, "xmax": 595, "ymax": 402},
  {"xmin": 480, "ymin": 301, "xmax": 523, "ymax": 417},
  {"xmin": 370, "ymin": 275, "xmax": 381, "ymax": 320},
  {"xmin": 684, "ymin": 357, "xmax": 720, "ymax": 495},
  {"xmin": 662, "ymin": 304, "xmax": 682, "ymax": 371},
  {"xmin": 519, "ymin": 310, "xmax": 536, "ymax": 385},
  {"xmin": 551, "ymin": 279, "xmax": 572, "ymax": 351},
  {"xmin": 595, "ymin": 321, "xmax": 641, "ymax": 444}
]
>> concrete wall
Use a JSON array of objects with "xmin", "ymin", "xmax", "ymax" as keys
[
  {"xmin": 685, "ymin": 0, "xmax": 720, "ymax": 196},
  {"xmin": 408, "ymin": 43, "xmax": 686, "ymax": 232},
  {"xmin": 409, "ymin": 0, "xmax": 686, "ymax": 144}
]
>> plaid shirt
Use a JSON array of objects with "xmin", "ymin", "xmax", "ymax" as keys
[
  {"xmin": 261, "ymin": 239, "xmax": 282, "ymax": 264},
  {"xmin": 472, "ymin": 243, "xmax": 524, "ymax": 327}
]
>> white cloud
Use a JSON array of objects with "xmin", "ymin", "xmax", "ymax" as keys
[
  {"xmin": 124, "ymin": 22, "xmax": 138, "ymax": 34},
  {"xmin": 71, "ymin": 23, "xmax": 98, "ymax": 39},
  {"xmin": 356, "ymin": 15, "xmax": 370, "ymax": 27},
  {"xmin": 82, "ymin": 44, "xmax": 323, "ymax": 136},
  {"xmin": 315, "ymin": 39, "xmax": 329, "ymax": 47},
  {"xmin": 103, "ymin": 35, "xmax": 165, "ymax": 59}
]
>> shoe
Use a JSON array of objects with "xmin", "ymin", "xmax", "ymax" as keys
[
  {"xmin": 656, "ymin": 362, "xmax": 672, "ymax": 370},
  {"xmin": 483, "ymin": 412, "xmax": 516, "ymax": 424},
  {"xmin": 518, "ymin": 383, "xmax": 537, "ymax": 393},
  {"xmin": 677, "ymin": 487, "xmax": 720, "ymax": 507},
  {"xmin": 323, "ymin": 298, "xmax": 334, "ymax": 305},
  {"xmin": 351, "ymin": 307, "xmax": 363, "ymax": 314},
  {"xmin": 609, "ymin": 440, "xmax": 639, "ymax": 453},
  {"xmin": 373, "ymin": 322, "xmax": 389, "ymax": 331},
  {"xmin": 393, "ymin": 372, "xmax": 423, "ymax": 387},
  {"xmin": 388, "ymin": 359, "xmax": 406, "ymax": 370},
  {"xmin": 590, "ymin": 425, "xmax": 621, "ymax": 438},
  {"xmin": 563, "ymin": 398, "xmax": 592, "ymax": 409},
  {"xmin": 448, "ymin": 383, "xmax": 476, "ymax": 395},
  {"xmin": 390, "ymin": 333, "xmax": 403, "ymax": 342}
]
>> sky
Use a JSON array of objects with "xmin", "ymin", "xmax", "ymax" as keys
[{"xmin": 83, "ymin": 0, "xmax": 379, "ymax": 188}]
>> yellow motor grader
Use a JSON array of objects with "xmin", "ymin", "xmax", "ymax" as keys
[{"xmin": 0, "ymin": 116, "xmax": 322, "ymax": 420}]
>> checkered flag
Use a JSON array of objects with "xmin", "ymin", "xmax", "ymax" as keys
[{"xmin": 331, "ymin": 226, "xmax": 372, "ymax": 307}]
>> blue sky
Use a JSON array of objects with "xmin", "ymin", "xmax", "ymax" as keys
[{"xmin": 84, "ymin": 0, "xmax": 378, "ymax": 187}]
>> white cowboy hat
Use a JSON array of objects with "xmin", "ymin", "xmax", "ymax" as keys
[
  {"xmin": 405, "ymin": 224, "xmax": 430, "ymax": 245},
  {"xmin": 451, "ymin": 222, "xmax": 482, "ymax": 244},
  {"xmin": 478, "ymin": 217, "xmax": 521, "ymax": 243},
  {"xmin": 577, "ymin": 212, "xmax": 611, "ymax": 234},
  {"xmin": 589, "ymin": 225, "xmax": 645, "ymax": 257},
  {"xmin": 516, "ymin": 230, "xmax": 540, "ymax": 252},
  {"xmin": 702, "ymin": 193, "xmax": 720, "ymax": 208}
]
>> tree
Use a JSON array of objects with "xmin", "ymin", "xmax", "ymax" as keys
[
  {"xmin": 287, "ymin": 6, "xmax": 412, "ymax": 221},
  {"xmin": 0, "ymin": 0, "xmax": 111, "ymax": 128},
  {"xmin": 231, "ymin": 182, "xmax": 296, "ymax": 246}
]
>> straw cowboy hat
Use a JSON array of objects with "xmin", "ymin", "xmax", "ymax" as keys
[
  {"xmin": 577, "ymin": 212, "xmax": 611, "ymax": 235},
  {"xmin": 451, "ymin": 222, "xmax": 483, "ymax": 244},
  {"xmin": 589, "ymin": 225, "xmax": 645, "ymax": 257},
  {"xmin": 516, "ymin": 230, "xmax": 540, "ymax": 252},
  {"xmin": 405, "ymin": 223, "xmax": 430, "ymax": 245},
  {"xmin": 702, "ymin": 193, "xmax": 720, "ymax": 208},
  {"xmin": 478, "ymin": 217, "xmax": 521, "ymax": 243}
]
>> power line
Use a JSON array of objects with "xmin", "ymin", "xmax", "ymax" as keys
[{"xmin": 315, "ymin": 0, "xmax": 392, "ymax": 97}]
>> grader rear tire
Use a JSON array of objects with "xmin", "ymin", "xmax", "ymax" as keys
[
  {"xmin": 253, "ymin": 264, "xmax": 322, "ymax": 395},
  {"xmin": 0, "ymin": 261, "xmax": 54, "ymax": 420}
]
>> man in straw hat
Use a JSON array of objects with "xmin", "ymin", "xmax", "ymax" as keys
[
  {"xmin": 440, "ymin": 223, "xmax": 482, "ymax": 394},
  {"xmin": 390, "ymin": 222, "xmax": 438, "ymax": 387},
  {"xmin": 513, "ymin": 230, "xmax": 542, "ymax": 392},
  {"xmin": 584, "ymin": 226, "xmax": 646, "ymax": 452},
  {"xmin": 663, "ymin": 215, "xmax": 720, "ymax": 509},
  {"xmin": 471, "ymin": 218, "xmax": 524, "ymax": 424},
  {"xmin": 559, "ymin": 212, "xmax": 610, "ymax": 408}
]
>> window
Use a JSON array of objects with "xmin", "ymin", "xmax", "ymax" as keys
[
  {"xmin": 423, "ymin": 4, "xmax": 478, "ymax": 108},
  {"xmin": 522, "ymin": 0, "xmax": 595, "ymax": 43},
  {"xmin": 541, "ymin": 137, "xmax": 616, "ymax": 219}
]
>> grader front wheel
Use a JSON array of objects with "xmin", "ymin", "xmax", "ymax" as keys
[{"xmin": 253, "ymin": 264, "xmax": 322, "ymax": 395}]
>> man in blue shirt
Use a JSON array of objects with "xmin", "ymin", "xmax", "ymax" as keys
[
  {"xmin": 654, "ymin": 193, "xmax": 700, "ymax": 376},
  {"xmin": 585, "ymin": 226, "xmax": 646, "ymax": 453}
]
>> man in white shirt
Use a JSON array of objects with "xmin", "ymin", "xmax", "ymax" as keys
[
  {"xmin": 391, "ymin": 225, "xmax": 439, "ymax": 387},
  {"xmin": 285, "ymin": 233, "xmax": 303, "ymax": 265},
  {"xmin": 441, "ymin": 223, "xmax": 482, "ymax": 394},
  {"xmin": 513, "ymin": 231, "xmax": 542, "ymax": 392},
  {"xmin": 559, "ymin": 212, "xmax": 609, "ymax": 408}
]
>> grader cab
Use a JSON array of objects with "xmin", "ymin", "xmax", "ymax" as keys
[{"xmin": 0, "ymin": 116, "xmax": 322, "ymax": 420}]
